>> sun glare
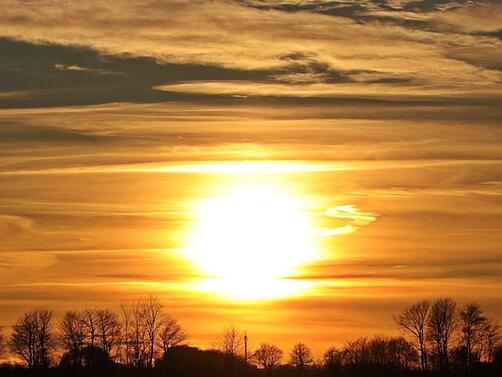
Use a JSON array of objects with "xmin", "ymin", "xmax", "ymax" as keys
[{"xmin": 185, "ymin": 182, "xmax": 318, "ymax": 300}]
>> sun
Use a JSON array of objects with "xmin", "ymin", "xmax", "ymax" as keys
[{"xmin": 185, "ymin": 182, "xmax": 318, "ymax": 300}]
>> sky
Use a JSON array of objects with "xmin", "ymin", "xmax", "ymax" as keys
[{"xmin": 1, "ymin": 0, "xmax": 502, "ymax": 357}]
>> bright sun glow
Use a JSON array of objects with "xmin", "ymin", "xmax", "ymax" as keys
[{"xmin": 186, "ymin": 182, "xmax": 318, "ymax": 300}]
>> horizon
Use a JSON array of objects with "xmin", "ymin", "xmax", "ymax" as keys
[{"xmin": 1, "ymin": 0, "xmax": 502, "ymax": 366}]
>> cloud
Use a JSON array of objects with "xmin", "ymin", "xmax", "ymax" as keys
[
  {"xmin": 0, "ymin": 0, "xmax": 500, "ymax": 99},
  {"xmin": 1, "ymin": 99, "xmax": 501, "ymax": 181},
  {"xmin": 155, "ymin": 79, "xmax": 502, "ymax": 99},
  {"xmin": 0, "ymin": 122, "xmax": 109, "ymax": 144},
  {"xmin": 297, "ymin": 253, "xmax": 502, "ymax": 282},
  {"xmin": 0, "ymin": 214, "xmax": 33, "ymax": 238},
  {"xmin": 321, "ymin": 205, "xmax": 378, "ymax": 236},
  {"xmin": 0, "ymin": 90, "xmax": 40, "ymax": 99},
  {"xmin": 0, "ymin": 38, "xmax": 279, "ymax": 107},
  {"xmin": 431, "ymin": 3, "xmax": 502, "ymax": 33},
  {"xmin": 53, "ymin": 63, "xmax": 124, "ymax": 76}
]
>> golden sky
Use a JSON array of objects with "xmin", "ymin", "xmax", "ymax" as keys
[{"xmin": 1, "ymin": 0, "xmax": 502, "ymax": 357}]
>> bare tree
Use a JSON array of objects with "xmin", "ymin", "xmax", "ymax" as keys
[
  {"xmin": 342, "ymin": 338, "xmax": 368, "ymax": 365},
  {"xmin": 36, "ymin": 308, "xmax": 54, "ymax": 369},
  {"xmin": 480, "ymin": 318, "xmax": 500, "ymax": 363},
  {"xmin": 395, "ymin": 300, "xmax": 430, "ymax": 370},
  {"xmin": 253, "ymin": 343, "xmax": 283, "ymax": 375},
  {"xmin": 366, "ymin": 335, "xmax": 418, "ymax": 369},
  {"xmin": 388, "ymin": 336, "xmax": 419, "ymax": 369},
  {"xmin": 459, "ymin": 303, "xmax": 486, "ymax": 372},
  {"xmin": 121, "ymin": 301, "xmax": 148, "ymax": 367},
  {"xmin": 158, "ymin": 315, "xmax": 187, "ymax": 355},
  {"xmin": 290, "ymin": 342, "xmax": 313, "ymax": 373},
  {"xmin": 338, "ymin": 335, "xmax": 417, "ymax": 370},
  {"xmin": 10, "ymin": 311, "xmax": 37, "ymax": 368},
  {"xmin": 81, "ymin": 309, "xmax": 99, "ymax": 350},
  {"xmin": 141, "ymin": 296, "xmax": 164, "ymax": 368},
  {"xmin": 120, "ymin": 304, "xmax": 133, "ymax": 366},
  {"xmin": 427, "ymin": 297, "xmax": 457, "ymax": 375},
  {"xmin": 10, "ymin": 308, "xmax": 55, "ymax": 368},
  {"xmin": 324, "ymin": 346, "xmax": 343, "ymax": 366},
  {"xmin": 324, "ymin": 346, "xmax": 343, "ymax": 376},
  {"xmin": 218, "ymin": 326, "xmax": 244, "ymax": 357},
  {"xmin": 59, "ymin": 311, "xmax": 86, "ymax": 367},
  {"xmin": 96, "ymin": 309, "xmax": 121, "ymax": 360}
]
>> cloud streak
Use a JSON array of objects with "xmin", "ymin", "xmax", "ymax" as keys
[{"xmin": 155, "ymin": 79, "xmax": 502, "ymax": 99}]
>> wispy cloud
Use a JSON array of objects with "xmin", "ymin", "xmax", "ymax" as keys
[
  {"xmin": 155, "ymin": 79, "xmax": 502, "ymax": 99},
  {"xmin": 321, "ymin": 205, "xmax": 378, "ymax": 236},
  {"xmin": 53, "ymin": 63, "xmax": 124, "ymax": 76},
  {"xmin": 0, "ymin": 0, "xmax": 500, "ymax": 97}
]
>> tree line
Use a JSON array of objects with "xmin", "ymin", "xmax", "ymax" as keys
[{"xmin": 0, "ymin": 296, "xmax": 500, "ymax": 377}]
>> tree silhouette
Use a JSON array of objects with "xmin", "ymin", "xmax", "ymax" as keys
[
  {"xmin": 158, "ymin": 315, "xmax": 187, "ymax": 355},
  {"xmin": 323, "ymin": 346, "xmax": 343, "ymax": 376},
  {"xmin": 427, "ymin": 298, "xmax": 457, "ymax": 375},
  {"xmin": 459, "ymin": 303, "xmax": 486, "ymax": 373},
  {"xmin": 59, "ymin": 310, "xmax": 86, "ymax": 367},
  {"xmin": 121, "ymin": 300, "xmax": 149, "ymax": 367},
  {"xmin": 141, "ymin": 296, "xmax": 164, "ymax": 367},
  {"xmin": 481, "ymin": 318, "xmax": 500, "ymax": 363},
  {"xmin": 119, "ymin": 295, "xmax": 183, "ymax": 368},
  {"xmin": 253, "ymin": 343, "xmax": 283, "ymax": 375},
  {"xmin": 342, "ymin": 337, "xmax": 368, "ymax": 365},
  {"xmin": 290, "ymin": 342, "xmax": 313, "ymax": 375},
  {"xmin": 366, "ymin": 335, "xmax": 417, "ymax": 369},
  {"xmin": 395, "ymin": 299, "xmax": 430, "ymax": 371},
  {"xmin": 218, "ymin": 326, "xmax": 244, "ymax": 357},
  {"xmin": 81, "ymin": 309, "xmax": 99, "ymax": 356},
  {"xmin": 1, "ymin": 296, "xmax": 501, "ymax": 377},
  {"xmin": 9, "ymin": 308, "xmax": 55, "ymax": 368},
  {"xmin": 96, "ymin": 308, "xmax": 121, "ymax": 360}
]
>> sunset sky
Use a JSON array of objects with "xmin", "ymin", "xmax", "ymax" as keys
[{"xmin": 1, "ymin": 0, "xmax": 502, "ymax": 357}]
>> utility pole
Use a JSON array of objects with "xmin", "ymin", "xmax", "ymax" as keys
[{"xmin": 244, "ymin": 331, "xmax": 248, "ymax": 362}]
